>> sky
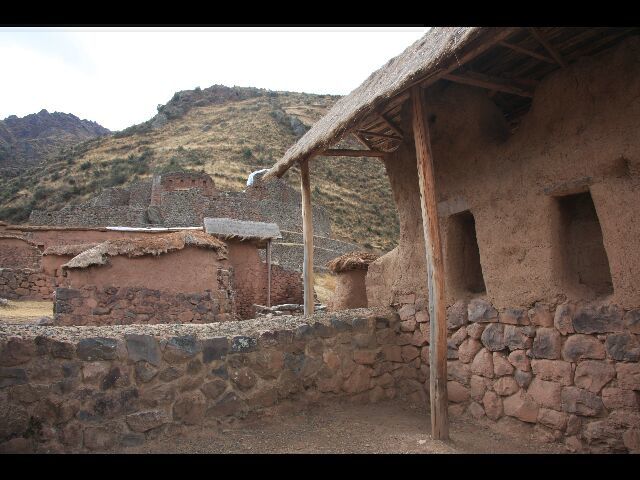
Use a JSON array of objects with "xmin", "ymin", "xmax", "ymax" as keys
[{"xmin": 0, "ymin": 27, "xmax": 429, "ymax": 131}]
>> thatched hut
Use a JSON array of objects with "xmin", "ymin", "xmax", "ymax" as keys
[
  {"xmin": 264, "ymin": 27, "xmax": 640, "ymax": 443},
  {"xmin": 326, "ymin": 251, "xmax": 378, "ymax": 310}
]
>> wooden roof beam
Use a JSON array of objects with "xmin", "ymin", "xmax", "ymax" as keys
[
  {"xmin": 499, "ymin": 40, "xmax": 556, "ymax": 64},
  {"xmin": 320, "ymin": 149, "xmax": 386, "ymax": 157},
  {"xmin": 357, "ymin": 130, "xmax": 403, "ymax": 142},
  {"xmin": 528, "ymin": 28, "xmax": 567, "ymax": 68},
  {"xmin": 442, "ymin": 72, "xmax": 534, "ymax": 98}
]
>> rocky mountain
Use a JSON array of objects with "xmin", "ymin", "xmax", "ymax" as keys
[
  {"xmin": 0, "ymin": 85, "xmax": 399, "ymax": 251},
  {"xmin": 0, "ymin": 109, "xmax": 110, "ymax": 177}
]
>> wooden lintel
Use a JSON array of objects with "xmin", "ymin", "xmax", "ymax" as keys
[
  {"xmin": 357, "ymin": 130, "xmax": 403, "ymax": 141},
  {"xmin": 411, "ymin": 84, "xmax": 449, "ymax": 441},
  {"xmin": 442, "ymin": 72, "xmax": 533, "ymax": 98},
  {"xmin": 299, "ymin": 159, "xmax": 314, "ymax": 315},
  {"xmin": 528, "ymin": 28, "xmax": 567, "ymax": 68},
  {"xmin": 499, "ymin": 40, "xmax": 556, "ymax": 64},
  {"xmin": 320, "ymin": 149, "xmax": 385, "ymax": 158}
]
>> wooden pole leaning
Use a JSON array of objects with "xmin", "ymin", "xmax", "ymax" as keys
[{"xmin": 411, "ymin": 85, "xmax": 449, "ymax": 441}]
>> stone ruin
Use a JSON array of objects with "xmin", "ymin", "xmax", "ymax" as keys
[{"xmin": 29, "ymin": 171, "xmax": 359, "ymax": 273}]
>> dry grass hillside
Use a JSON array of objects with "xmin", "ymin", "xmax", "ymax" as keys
[{"xmin": 0, "ymin": 86, "xmax": 400, "ymax": 251}]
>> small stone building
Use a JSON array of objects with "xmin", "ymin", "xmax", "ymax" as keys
[
  {"xmin": 53, "ymin": 230, "xmax": 235, "ymax": 325},
  {"xmin": 326, "ymin": 251, "xmax": 378, "ymax": 311}
]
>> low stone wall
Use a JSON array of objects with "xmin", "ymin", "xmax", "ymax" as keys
[
  {"xmin": 0, "ymin": 268, "xmax": 53, "ymax": 301},
  {"xmin": 53, "ymin": 283, "xmax": 236, "ymax": 326},
  {"xmin": 393, "ymin": 294, "xmax": 640, "ymax": 453},
  {"xmin": 0, "ymin": 308, "xmax": 405, "ymax": 453}
]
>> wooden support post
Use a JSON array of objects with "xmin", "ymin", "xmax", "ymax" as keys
[
  {"xmin": 266, "ymin": 239, "xmax": 272, "ymax": 308},
  {"xmin": 411, "ymin": 85, "xmax": 449, "ymax": 441},
  {"xmin": 300, "ymin": 159, "xmax": 314, "ymax": 315}
]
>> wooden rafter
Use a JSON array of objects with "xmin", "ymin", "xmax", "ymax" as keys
[
  {"xmin": 376, "ymin": 111, "xmax": 403, "ymax": 137},
  {"xmin": 357, "ymin": 130, "xmax": 403, "ymax": 142},
  {"xmin": 528, "ymin": 28, "xmax": 567, "ymax": 68},
  {"xmin": 320, "ymin": 149, "xmax": 386, "ymax": 158},
  {"xmin": 499, "ymin": 40, "xmax": 556, "ymax": 64},
  {"xmin": 442, "ymin": 72, "xmax": 534, "ymax": 98},
  {"xmin": 351, "ymin": 131, "xmax": 374, "ymax": 150}
]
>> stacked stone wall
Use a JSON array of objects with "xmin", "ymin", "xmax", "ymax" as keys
[
  {"xmin": 392, "ymin": 293, "xmax": 640, "ymax": 453},
  {"xmin": 29, "ymin": 207, "xmax": 148, "ymax": 228},
  {"xmin": 0, "ymin": 238, "xmax": 41, "ymax": 270},
  {"xmin": 0, "ymin": 268, "xmax": 53, "ymax": 301},
  {"xmin": 0, "ymin": 308, "xmax": 404, "ymax": 453},
  {"xmin": 53, "ymin": 271, "xmax": 235, "ymax": 326}
]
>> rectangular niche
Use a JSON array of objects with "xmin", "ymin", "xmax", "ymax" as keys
[
  {"xmin": 447, "ymin": 210, "xmax": 486, "ymax": 296},
  {"xmin": 556, "ymin": 190, "xmax": 613, "ymax": 297}
]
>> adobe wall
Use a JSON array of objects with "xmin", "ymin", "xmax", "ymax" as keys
[
  {"xmin": 227, "ymin": 242, "xmax": 303, "ymax": 319},
  {"xmin": 0, "ymin": 237, "xmax": 41, "ymax": 270},
  {"xmin": 392, "ymin": 294, "xmax": 640, "ymax": 453},
  {"xmin": 367, "ymin": 37, "xmax": 640, "ymax": 310},
  {"xmin": 62, "ymin": 247, "xmax": 228, "ymax": 294},
  {"xmin": 329, "ymin": 270, "xmax": 369, "ymax": 311},
  {"xmin": 0, "ymin": 308, "xmax": 405, "ymax": 453},
  {"xmin": 0, "ymin": 269, "xmax": 53, "ymax": 301}
]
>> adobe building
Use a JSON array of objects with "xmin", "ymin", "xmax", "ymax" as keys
[
  {"xmin": 264, "ymin": 28, "xmax": 640, "ymax": 452},
  {"xmin": 326, "ymin": 251, "xmax": 378, "ymax": 311}
]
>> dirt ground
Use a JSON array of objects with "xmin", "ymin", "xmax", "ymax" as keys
[
  {"xmin": 122, "ymin": 400, "xmax": 566, "ymax": 454},
  {"xmin": 0, "ymin": 300, "xmax": 53, "ymax": 324}
]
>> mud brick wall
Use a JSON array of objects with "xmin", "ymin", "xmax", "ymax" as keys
[
  {"xmin": 394, "ymin": 293, "xmax": 640, "ymax": 453},
  {"xmin": 53, "ymin": 283, "xmax": 235, "ymax": 326},
  {"xmin": 0, "ymin": 308, "xmax": 407, "ymax": 453},
  {"xmin": 0, "ymin": 269, "xmax": 53, "ymax": 301}
]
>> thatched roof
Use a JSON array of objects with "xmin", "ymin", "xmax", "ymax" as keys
[
  {"xmin": 203, "ymin": 217, "xmax": 281, "ymax": 247},
  {"xmin": 63, "ymin": 230, "xmax": 227, "ymax": 270},
  {"xmin": 326, "ymin": 251, "xmax": 379, "ymax": 273},
  {"xmin": 266, "ymin": 27, "xmax": 493, "ymax": 178},
  {"xmin": 43, "ymin": 243, "xmax": 99, "ymax": 256},
  {"xmin": 0, "ymin": 233, "xmax": 37, "ymax": 247}
]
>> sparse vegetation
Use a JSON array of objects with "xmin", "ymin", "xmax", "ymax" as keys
[{"xmin": 0, "ymin": 88, "xmax": 399, "ymax": 250}]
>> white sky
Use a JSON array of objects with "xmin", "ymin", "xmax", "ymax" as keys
[{"xmin": 0, "ymin": 26, "xmax": 429, "ymax": 131}]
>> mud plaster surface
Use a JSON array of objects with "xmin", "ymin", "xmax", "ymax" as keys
[{"xmin": 368, "ymin": 37, "xmax": 640, "ymax": 310}]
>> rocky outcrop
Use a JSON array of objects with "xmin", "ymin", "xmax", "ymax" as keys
[{"xmin": 0, "ymin": 110, "xmax": 110, "ymax": 176}]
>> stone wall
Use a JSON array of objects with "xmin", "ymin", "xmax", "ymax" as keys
[
  {"xmin": 29, "ymin": 206, "xmax": 148, "ymax": 228},
  {"xmin": 393, "ymin": 293, "xmax": 640, "ymax": 453},
  {"xmin": 0, "ymin": 237, "xmax": 41, "ymax": 270},
  {"xmin": 0, "ymin": 308, "xmax": 405, "ymax": 453},
  {"xmin": 0, "ymin": 268, "xmax": 53, "ymax": 301},
  {"xmin": 53, "ymin": 277, "xmax": 235, "ymax": 326}
]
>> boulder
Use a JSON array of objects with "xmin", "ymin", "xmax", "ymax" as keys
[
  {"xmin": 493, "ymin": 376, "xmax": 519, "ymax": 396},
  {"xmin": 76, "ymin": 337, "xmax": 118, "ymax": 361},
  {"xmin": 562, "ymin": 335, "xmax": 605, "ymax": 362},
  {"xmin": 507, "ymin": 350, "xmax": 530, "ymax": 372},
  {"xmin": 483, "ymin": 390, "xmax": 503, "ymax": 421},
  {"xmin": 605, "ymin": 333, "xmax": 640, "ymax": 362},
  {"xmin": 527, "ymin": 377, "xmax": 562, "ymax": 410},
  {"xmin": 531, "ymin": 328, "xmax": 561, "ymax": 359},
  {"xmin": 530, "ymin": 359, "xmax": 572, "ymax": 385},
  {"xmin": 125, "ymin": 334, "xmax": 161, "ymax": 366},
  {"xmin": 481, "ymin": 323, "xmax": 505, "ymax": 352},
  {"xmin": 573, "ymin": 360, "xmax": 615, "ymax": 393},
  {"xmin": 493, "ymin": 352, "xmax": 514, "ymax": 376},
  {"xmin": 468, "ymin": 299, "xmax": 498, "ymax": 323},
  {"xmin": 554, "ymin": 303, "xmax": 575, "ymax": 335},
  {"xmin": 561, "ymin": 386, "xmax": 604, "ymax": 416},
  {"xmin": 572, "ymin": 305, "xmax": 624, "ymax": 334},
  {"xmin": 470, "ymin": 348, "xmax": 494, "ymax": 378},
  {"xmin": 125, "ymin": 410, "xmax": 169, "ymax": 432},
  {"xmin": 447, "ymin": 300, "xmax": 468, "ymax": 330},
  {"xmin": 447, "ymin": 381, "xmax": 470, "ymax": 403},
  {"xmin": 528, "ymin": 303, "xmax": 553, "ymax": 327},
  {"xmin": 615, "ymin": 363, "xmax": 640, "ymax": 390},
  {"xmin": 503, "ymin": 391, "xmax": 538, "ymax": 423}
]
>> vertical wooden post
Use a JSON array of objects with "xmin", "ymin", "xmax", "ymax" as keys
[
  {"xmin": 300, "ymin": 158, "xmax": 314, "ymax": 315},
  {"xmin": 411, "ymin": 85, "xmax": 449, "ymax": 441},
  {"xmin": 266, "ymin": 239, "xmax": 272, "ymax": 308}
]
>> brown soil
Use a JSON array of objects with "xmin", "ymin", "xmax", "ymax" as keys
[
  {"xmin": 0, "ymin": 300, "xmax": 53, "ymax": 324},
  {"xmin": 121, "ymin": 400, "xmax": 567, "ymax": 454}
]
